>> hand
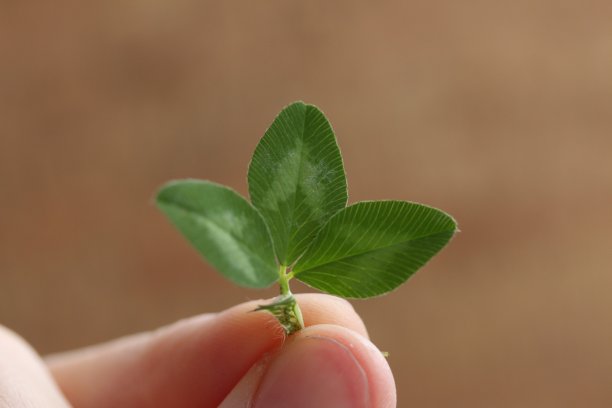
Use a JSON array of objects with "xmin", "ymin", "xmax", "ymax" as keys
[{"xmin": 1, "ymin": 294, "xmax": 396, "ymax": 407}]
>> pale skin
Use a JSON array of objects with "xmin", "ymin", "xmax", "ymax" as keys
[{"xmin": 0, "ymin": 294, "xmax": 397, "ymax": 407}]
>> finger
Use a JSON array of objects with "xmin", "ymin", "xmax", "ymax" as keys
[
  {"xmin": 0, "ymin": 325, "xmax": 70, "ymax": 408},
  {"xmin": 221, "ymin": 324, "xmax": 396, "ymax": 408},
  {"xmin": 292, "ymin": 293, "xmax": 368, "ymax": 337},
  {"xmin": 47, "ymin": 294, "xmax": 368, "ymax": 408}
]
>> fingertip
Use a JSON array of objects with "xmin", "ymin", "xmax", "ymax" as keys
[
  {"xmin": 295, "ymin": 324, "xmax": 396, "ymax": 408},
  {"xmin": 222, "ymin": 323, "xmax": 396, "ymax": 408},
  {"xmin": 223, "ymin": 293, "xmax": 369, "ymax": 338},
  {"xmin": 294, "ymin": 293, "xmax": 369, "ymax": 338}
]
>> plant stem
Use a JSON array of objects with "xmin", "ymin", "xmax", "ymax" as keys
[
  {"xmin": 258, "ymin": 264, "xmax": 303, "ymax": 334},
  {"xmin": 278, "ymin": 264, "xmax": 291, "ymax": 295}
]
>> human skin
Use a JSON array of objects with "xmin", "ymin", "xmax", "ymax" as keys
[{"xmin": 0, "ymin": 294, "xmax": 396, "ymax": 407}]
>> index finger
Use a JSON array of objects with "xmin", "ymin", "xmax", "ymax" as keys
[{"xmin": 47, "ymin": 294, "xmax": 369, "ymax": 408}]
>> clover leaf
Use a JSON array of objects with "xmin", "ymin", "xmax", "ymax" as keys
[{"xmin": 156, "ymin": 101, "xmax": 457, "ymax": 334}]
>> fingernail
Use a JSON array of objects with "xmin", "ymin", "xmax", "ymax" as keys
[{"xmin": 253, "ymin": 335, "xmax": 370, "ymax": 408}]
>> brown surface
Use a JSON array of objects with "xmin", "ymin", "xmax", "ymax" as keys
[{"xmin": 1, "ymin": 1, "xmax": 611, "ymax": 406}]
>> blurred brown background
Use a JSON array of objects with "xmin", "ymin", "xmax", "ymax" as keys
[{"xmin": 1, "ymin": 1, "xmax": 611, "ymax": 406}]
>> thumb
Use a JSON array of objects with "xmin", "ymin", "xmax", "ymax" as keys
[{"xmin": 221, "ymin": 324, "xmax": 396, "ymax": 408}]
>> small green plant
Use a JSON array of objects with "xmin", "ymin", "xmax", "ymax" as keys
[{"xmin": 156, "ymin": 102, "xmax": 457, "ymax": 334}]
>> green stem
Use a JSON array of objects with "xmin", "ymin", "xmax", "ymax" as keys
[
  {"xmin": 253, "ymin": 264, "xmax": 304, "ymax": 335},
  {"xmin": 278, "ymin": 264, "xmax": 291, "ymax": 295}
]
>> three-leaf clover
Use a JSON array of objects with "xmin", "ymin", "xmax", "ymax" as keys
[{"xmin": 156, "ymin": 101, "xmax": 457, "ymax": 334}]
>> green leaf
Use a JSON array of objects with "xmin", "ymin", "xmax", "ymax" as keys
[
  {"xmin": 248, "ymin": 101, "xmax": 347, "ymax": 266},
  {"xmin": 292, "ymin": 201, "xmax": 457, "ymax": 298},
  {"xmin": 156, "ymin": 180, "xmax": 278, "ymax": 288}
]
